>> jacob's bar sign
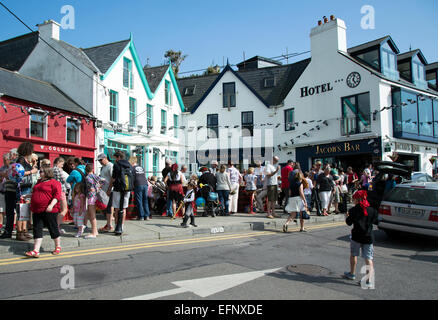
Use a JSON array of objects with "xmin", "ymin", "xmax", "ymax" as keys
[{"xmin": 315, "ymin": 142, "xmax": 361, "ymax": 155}]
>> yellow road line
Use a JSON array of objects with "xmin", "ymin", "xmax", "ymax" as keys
[{"xmin": 0, "ymin": 221, "xmax": 346, "ymax": 266}]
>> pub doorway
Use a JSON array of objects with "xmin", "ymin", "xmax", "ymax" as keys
[
  {"xmin": 312, "ymin": 153, "xmax": 373, "ymax": 175},
  {"xmin": 396, "ymin": 153, "xmax": 420, "ymax": 172}
]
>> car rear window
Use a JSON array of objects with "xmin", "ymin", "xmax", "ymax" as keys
[{"xmin": 383, "ymin": 187, "xmax": 438, "ymax": 207}]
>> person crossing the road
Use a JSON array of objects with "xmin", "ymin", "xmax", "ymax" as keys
[{"xmin": 343, "ymin": 190, "xmax": 378, "ymax": 288}]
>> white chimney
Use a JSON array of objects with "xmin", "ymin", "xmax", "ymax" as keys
[
  {"xmin": 37, "ymin": 20, "xmax": 60, "ymax": 41},
  {"xmin": 310, "ymin": 16, "xmax": 347, "ymax": 59}
]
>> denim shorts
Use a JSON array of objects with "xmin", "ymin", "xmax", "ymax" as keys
[{"xmin": 350, "ymin": 237, "xmax": 374, "ymax": 260}]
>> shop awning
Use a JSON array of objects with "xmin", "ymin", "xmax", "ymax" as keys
[{"xmin": 110, "ymin": 134, "xmax": 186, "ymax": 147}]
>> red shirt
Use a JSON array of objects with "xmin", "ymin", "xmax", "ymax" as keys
[
  {"xmin": 347, "ymin": 173, "xmax": 358, "ymax": 184},
  {"xmin": 30, "ymin": 179, "xmax": 61, "ymax": 214},
  {"xmin": 281, "ymin": 165, "xmax": 293, "ymax": 189}
]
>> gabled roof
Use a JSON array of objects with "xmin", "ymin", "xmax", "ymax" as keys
[
  {"xmin": 348, "ymin": 35, "xmax": 399, "ymax": 54},
  {"xmin": 177, "ymin": 58, "xmax": 311, "ymax": 113},
  {"xmin": 397, "ymin": 49, "xmax": 428, "ymax": 65},
  {"xmin": 82, "ymin": 39, "xmax": 130, "ymax": 74},
  {"xmin": 0, "ymin": 67, "xmax": 92, "ymax": 116},
  {"xmin": 56, "ymin": 40, "xmax": 99, "ymax": 73},
  {"xmin": 143, "ymin": 65, "xmax": 169, "ymax": 93},
  {"xmin": 177, "ymin": 73, "xmax": 219, "ymax": 112},
  {"xmin": 426, "ymin": 62, "xmax": 438, "ymax": 72},
  {"xmin": 0, "ymin": 32, "xmax": 39, "ymax": 71},
  {"xmin": 186, "ymin": 64, "xmax": 273, "ymax": 113}
]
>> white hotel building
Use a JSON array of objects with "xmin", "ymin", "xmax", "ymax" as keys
[{"xmin": 178, "ymin": 16, "xmax": 438, "ymax": 175}]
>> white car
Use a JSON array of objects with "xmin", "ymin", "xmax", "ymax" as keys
[{"xmin": 378, "ymin": 182, "xmax": 438, "ymax": 238}]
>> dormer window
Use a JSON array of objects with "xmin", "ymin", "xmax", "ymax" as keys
[
  {"xmin": 355, "ymin": 49, "xmax": 380, "ymax": 71},
  {"xmin": 264, "ymin": 77, "xmax": 275, "ymax": 88},
  {"xmin": 184, "ymin": 85, "xmax": 196, "ymax": 96},
  {"xmin": 381, "ymin": 42, "xmax": 399, "ymax": 80},
  {"xmin": 412, "ymin": 56, "xmax": 426, "ymax": 89},
  {"xmin": 426, "ymin": 64, "xmax": 438, "ymax": 91},
  {"xmin": 397, "ymin": 50, "xmax": 428, "ymax": 89}
]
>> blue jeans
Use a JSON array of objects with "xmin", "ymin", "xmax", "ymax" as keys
[
  {"xmin": 166, "ymin": 190, "xmax": 173, "ymax": 216},
  {"xmin": 217, "ymin": 190, "xmax": 230, "ymax": 214},
  {"xmin": 135, "ymin": 185, "xmax": 150, "ymax": 218},
  {"xmin": 305, "ymin": 194, "xmax": 312, "ymax": 208}
]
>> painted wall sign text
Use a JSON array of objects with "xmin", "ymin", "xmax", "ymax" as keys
[
  {"xmin": 300, "ymin": 83, "xmax": 333, "ymax": 98},
  {"xmin": 315, "ymin": 142, "xmax": 360, "ymax": 155}
]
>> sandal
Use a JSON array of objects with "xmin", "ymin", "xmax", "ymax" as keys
[
  {"xmin": 52, "ymin": 246, "xmax": 62, "ymax": 255},
  {"xmin": 25, "ymin": 250, "xmax": 40, "ymax": 258},
  {"xmin": 99, "ymin": 225, "xmax": 114, "ymax": 233},
  {"xmin": 283, "ymin": 224, "xmax": 288, "ymax": 233}
]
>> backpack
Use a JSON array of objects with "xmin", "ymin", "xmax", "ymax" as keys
[{"xmin": 117, "ymin": 164, "xmax": 134, "ymax": 192}]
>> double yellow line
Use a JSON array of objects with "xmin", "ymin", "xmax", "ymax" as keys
[{"xmin": 0, "ymin": 221, "xmax": 346, "ymax": 266}]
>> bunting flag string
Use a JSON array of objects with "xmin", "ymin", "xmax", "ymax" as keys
[
  {"xmin": 0, "ymin": 101, "xmax": 95, "ymax": 122},
  {"xmin": 2, "ymin": 99, "xmax": 437, "ymax": 143}
]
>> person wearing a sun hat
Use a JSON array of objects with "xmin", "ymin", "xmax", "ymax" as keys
[{"xmin": 343, "ymin": 190, "xmax": 378, "ymax": 287}]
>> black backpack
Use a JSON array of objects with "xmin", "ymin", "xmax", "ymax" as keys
[{"xmin": 118, "ymin": 165, "xmax": 134, "ymax": 192}]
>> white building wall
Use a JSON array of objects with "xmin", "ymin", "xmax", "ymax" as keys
[
  {"xmin": 19, "ymin": 39, "xmax": 96, "ymax": 115},
  {"xmin": 280, "ymin": 54, "xmax": 381, "ymax": 160},
  {"xmin": 183, "ymin": 70, "xmax": 274, "ymax": 167}
]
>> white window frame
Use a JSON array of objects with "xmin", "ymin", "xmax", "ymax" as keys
[
  {"xmin": 29, "ymin": 109, "xmax": 47, "ymax": 139},
  {"xmin": 66, "ymin": 117, "xmax": 80, "ymax": 144}
]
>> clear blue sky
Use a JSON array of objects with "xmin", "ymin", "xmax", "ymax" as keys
[{"xmin": 1, "ymin": 0, "xmax": 437, "ymax": 76}]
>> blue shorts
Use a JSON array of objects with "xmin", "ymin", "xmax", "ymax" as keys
[{"xmin": 350, "ymin": 237, "xmax": 374, "ymax": 260}]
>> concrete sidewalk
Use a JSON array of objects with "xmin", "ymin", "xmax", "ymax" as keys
[{"xmin": 0, "ymin": 209, "xmax": 347, "ymax": 257}]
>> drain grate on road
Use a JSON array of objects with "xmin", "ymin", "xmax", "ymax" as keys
[{"xmin": 287, "ymin": 264, "xmax": 331, "ymax": 277}]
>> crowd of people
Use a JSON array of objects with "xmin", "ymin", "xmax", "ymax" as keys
[{"xmin": 0, "ymin": 141, "xmax": 384, "ymax": 277}]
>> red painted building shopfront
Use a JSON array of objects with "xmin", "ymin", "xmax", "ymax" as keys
[{"xmin": 0, "ymin": 97, "xmax": 95, "ymax": 164}]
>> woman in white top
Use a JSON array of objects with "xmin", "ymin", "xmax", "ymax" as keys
[
  {"xmin": 244, "ymin": 167, "xmax": 257, "ymax": 214},
  {"xmin": 215, "ymin": 165, "xmax": 232, "ymax": 215}
]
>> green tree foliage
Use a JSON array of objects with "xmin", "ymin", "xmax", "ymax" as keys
[
  {"xmin": 164, "ymin": 50, "xmax": 187, "ymax": 78},
  {"xmin": 203, "ymin": 65, "xmax": 221, "ymax": 75}
]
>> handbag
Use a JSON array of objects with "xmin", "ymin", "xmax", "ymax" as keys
[
  {"xmin": 341, "ymin": 184, "xmax": 348, "ymax": 194},
  {"xmin": 96, "ymin": 188, "xmax": 109, "ymax": 210},
  {"xmin": 16, "ymin": 203, "xmax": 30, "ymax": 221},
  {"xmin": 300, "ymin": 210, "xmax": 310, "ymax": 220}
]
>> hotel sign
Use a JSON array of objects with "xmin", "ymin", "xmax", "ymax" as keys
[{"xmin": 300, "ymin": 82, "xmax": 333, "ymax": 98}]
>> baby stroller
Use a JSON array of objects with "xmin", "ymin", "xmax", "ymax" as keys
[
  {"xmin": 199, "ymin": 184, "xmax": 226, "ymax": 217},
  {"xmin": 151, "ymin": 180, "xmax": 167, "ymax": 215}
]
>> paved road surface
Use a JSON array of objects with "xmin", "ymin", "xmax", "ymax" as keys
[{"xmin": 0, "ymin": 222, "xmax": 437, "ymax": 301}]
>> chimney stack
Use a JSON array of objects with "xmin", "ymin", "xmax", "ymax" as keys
[
  {"xmin": 37, "ymin": 20, "xmax": 60, "ymax": 41},
  {"xmin": 310, "ymin": 15, "xmax": 347, "ymax": 59}
]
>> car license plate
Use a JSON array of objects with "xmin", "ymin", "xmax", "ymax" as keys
[{"xmin": 395, "ymin": 207, "xmax": 424, "ymax": 217}]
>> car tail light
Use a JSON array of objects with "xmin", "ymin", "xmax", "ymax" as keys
[
  {"xmin": 379, "ymin": 205, "xmax": 391, "ymax": 216},
  {"xmin": 429, "ymin": 211, "xmax": 438, "ymax": 222}
]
